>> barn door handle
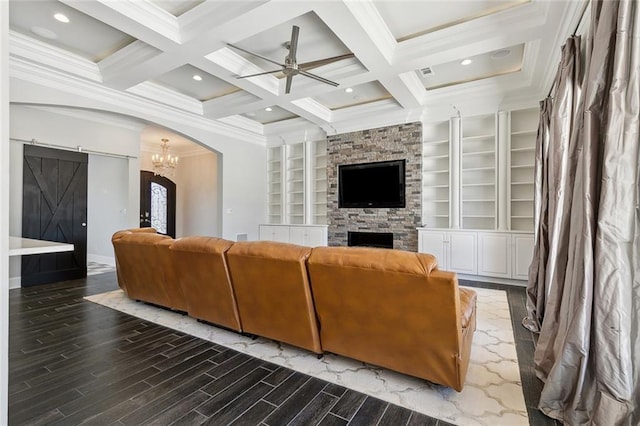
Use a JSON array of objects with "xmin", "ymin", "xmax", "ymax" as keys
[{"xmin": 81, "ymin": 222, "xmax": 87, "ymax": 227}]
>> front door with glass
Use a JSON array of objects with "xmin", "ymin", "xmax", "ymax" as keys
[{"xmin": 140, "ymin": 170, "xmax": 176, "ymax": 237}]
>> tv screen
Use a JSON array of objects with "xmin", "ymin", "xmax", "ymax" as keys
[{"xmin": 338, "ymin": 159, "xmax": 406, "ymax": 208}]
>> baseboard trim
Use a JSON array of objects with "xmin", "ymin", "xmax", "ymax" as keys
[
  {"xmin": 87, "ymin": 254, "xmax": 115, "ymax": 266},
  {"xmin": 457, "ymin": 273, "xmax": 527, "ymax": 287},
  {"xmin": 9, "ymin": 277, "xmax": 21, "ymax": 289}
]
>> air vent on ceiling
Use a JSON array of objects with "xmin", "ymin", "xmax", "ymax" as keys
[{"xmin": 420, "ymin": 66, "xmax": 434, "ymax": 77}]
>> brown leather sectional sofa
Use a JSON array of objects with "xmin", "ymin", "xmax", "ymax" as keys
[{"xmin": 111, "ymin": 228, "xmax": 477, "ymax": 391}]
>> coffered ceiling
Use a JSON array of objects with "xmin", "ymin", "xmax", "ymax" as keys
[{"xmin": 8, "ymin": 0, "xmax": 586, "ymax": 143}]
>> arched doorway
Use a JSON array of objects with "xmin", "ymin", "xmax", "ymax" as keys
[{"xmin": 140, "ymin": 171, "xmax": 176, "ymax": 238}]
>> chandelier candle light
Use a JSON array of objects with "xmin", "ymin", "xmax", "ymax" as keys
[{"xmin": 152, "ymin": 138, "xmax": 178, "ymax": 178}]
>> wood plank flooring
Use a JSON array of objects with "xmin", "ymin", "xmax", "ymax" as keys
[{"xmin": 9, "ymin": 272, "xmax": 558, "ymax": 425}]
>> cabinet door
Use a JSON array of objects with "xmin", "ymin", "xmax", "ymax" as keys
[
  {"xmin": 272, "ymin": 226, "xmax": 290, "ymax": 243},
  {"xmin": 289, "ymin": 226, "xmax": 306, "ymax": 245},
  {"xmin": 304, "ymin": 227, "xmax": 327, "ymax": 247},
  {"xmin": 478, "ymin": 233, "xmax": 511, "ymax": 278},
  {"xmin": 418, "ymin": 230, "xmax": 448, "ymax": 268},
  {"xmin": 258, "ymin": 225, "xmax": 273, "ymax": 241},
  {"xmin": 448, "ymin": 232, "xmax": 477, "ymax": 274},
  {"xmin": 512, "ymin": 234, "xmax": 534, "ymax": 279}
]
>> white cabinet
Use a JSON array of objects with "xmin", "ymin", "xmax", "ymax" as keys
[
  {"xmin": 418, "ymin": 230, "xmax": 477, "ymax": 275},
  {"xmin": 258, "ymin": 225, "xmax": 290, "ymax": 243},
  {"xmin": 289, "ymin": 226, "xmax": 328, "ymax": 247},
  {"xmin": 258, "ymin": 225, "xmax": 328, "ymax": 246},
  {"xmin": 418, "ymin": 228, "xmax": 533, "ymax": 282},
  {"xmin": 478, "ymin": 233, "xmax": 511, "ymax": 278},
  {"xmin": 512, "ymin": 234, "xmax": 534, "ymax": 279}
]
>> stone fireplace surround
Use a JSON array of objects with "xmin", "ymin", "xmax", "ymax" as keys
[{"xmin": 327, "ymin": 122, "xmax": 422, "ymax": 252}]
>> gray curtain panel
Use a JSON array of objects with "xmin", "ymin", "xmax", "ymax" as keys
[{"xmin": 525, "ymin": 0, "xmax": 640, "ymax": 424}]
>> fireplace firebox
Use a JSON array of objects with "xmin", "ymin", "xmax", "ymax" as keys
[{"xmin": 347, "ymin": 231, "xmax": 393, "ymax": 249}]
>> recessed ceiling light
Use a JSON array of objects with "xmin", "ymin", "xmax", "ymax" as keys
[
  {"xmin": 31, "ymin": 26, "xmax": 57, "ymax": 40},
  {"xmin": 491, "ymin": 49, "xmax": 511, "ymax": 59},
  {"xmin": 265, "ymin": 107, "xmax": 273, "ymax": 112},
  {"xmin": 345, "ymin": 87, "xmax": 353, "ymax": 93},
  {"xmin": 192, "ymin": 74, "xmax": 202, "ymax": 81},
  {"xmin": 461, "ymin": 59, "xmax": 473, "ymax": 66},
  {"xmin": 53, "ymin": 13, "xmax": 69, "ymax": 23}
]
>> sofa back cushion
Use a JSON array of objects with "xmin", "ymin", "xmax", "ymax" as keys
[
  {"xmin": 112, "ymin": 227, "xmax": 159, "ymax": 293},
  {"xmin": 226, "ymin": 241, "xmax": 321, "ymax": 354},
  {"xmin": 169, "ymin": 236, "xmax": 241, "ymax": 331},
  {"xmin": 112, "ymin": 232, "xmax": 173, "ymax": 308},
  {"xmin": 307, "ymin": 246, "xmax": 466, "ymax": 389}
]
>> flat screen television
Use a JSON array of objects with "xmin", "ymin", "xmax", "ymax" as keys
[{"xmin": 338, "ymin": 159, "xmax": 406, "ymax": 208}]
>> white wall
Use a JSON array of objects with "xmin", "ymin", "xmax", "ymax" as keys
[
  {"xmin": 139, "ymin": 149, "xmax": 220, "ymax": 238},
  {"xmin": 9, "ymin": 105, "xmax": 142, "ymax": 278},
  {"xmin": 176, "ymin": 153, "xmax": 219, "ymax": 237},
  {"xmin": 87, "ymin": 155, "xmax": 129, "ymax": 264}
]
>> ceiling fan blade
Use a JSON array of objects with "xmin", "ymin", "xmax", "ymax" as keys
[
  {"xmin": 236, "ymin": 69, "xmax": 283, "ymax": 79},
  {"xmin": 285, "ymin": 75, "xmax": 294, "ymax": 94},
  {"xmin": 227, "ymin": 43, "xmax": 284, "ymax": 68},
  {"xmin": 289, "ymin": 25, "xmax": 300, "ymax": 63},
  {"xmin": 299, "ymin": 53, "xmax": 355, "ymax": 70},
  {"xmin": 299, "ymin": 70, "xmax": 339, "ymax": 87}
]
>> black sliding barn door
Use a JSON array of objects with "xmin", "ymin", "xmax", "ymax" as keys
[{"xmin": 22, "ymin": 145, "xmax": 88, "ymax": 286}]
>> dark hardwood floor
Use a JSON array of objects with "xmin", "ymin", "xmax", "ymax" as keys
[{"xmin": 8, "ymin": 272, "xmax": 557, "ymax": 425}]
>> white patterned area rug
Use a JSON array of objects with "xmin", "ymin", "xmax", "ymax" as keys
[{"xmin": 84, "ymin": 287, "xmax": 528, "ymax": 425}]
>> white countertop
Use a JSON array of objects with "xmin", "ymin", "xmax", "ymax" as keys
[{"xmin": 9, "ymin": 236, "xmax": 75, "ymax": 256}]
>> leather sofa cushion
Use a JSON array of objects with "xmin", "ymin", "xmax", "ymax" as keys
[{"xmin": 458, "ymin": 288, "xmax": 477, "ymax": 330}]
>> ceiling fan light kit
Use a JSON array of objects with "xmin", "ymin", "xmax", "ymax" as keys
[{"xmin": 228, "ymin": 25, "xmax": 350, "ymax": 94}]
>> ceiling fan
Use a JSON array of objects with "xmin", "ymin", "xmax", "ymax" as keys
[{"xmin": 227, "ymin": 25, "xmax": 354, "ymax": 94}]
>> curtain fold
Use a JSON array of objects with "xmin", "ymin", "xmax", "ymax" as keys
[{"xmin": 525, "ymin": 0, "xmax": 639, "ymax": 423}]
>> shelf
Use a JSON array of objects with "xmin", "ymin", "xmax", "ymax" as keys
[
  {"xmin": 512, "ymin": 181, "xmax": 534, "ymax": 185},
  {"xmin": 423, "ymin": 169, "xmax": 449, "ymax": 174},
  {"xmin": 425, "ymin": 214, "xmax": 449, "ymax": 218},
  {"xmin": 511, "ymin": 130, "xmax": 536, "ymax": 136},
  {"xmin": 288, "ymin": 168, "xmax": 303, "ymax": 172},
  {"xmin": 511, "ymin": 147, "xmax": 535, "ymax": 152},
  {"xmin": 422, "ymin": 154, "xmax": 449, "ymax": 160},
  {"xmin": 289, "ymin": 179, "xmax": 304, "ymax": 183},
  {"xmin": 423, "ymin": 139, "xmax": 449, "ymax": 145},
  {"xmin": 462, "ymin": 150, "xmax": 495, "ymax": 156},
  {"xmin": 462, "ymin": 134, "xmax": 495, "ymax": 141},
  {"xmin": 464, "ymin": 199, "xmax": 496, "ymax": 202},
  {"xmin": 512, "ymin": 215, "xmax": 534, "ymax": 219},
  {"xmin": 463, "ymin": 215, "xmax": 495, "ymax": 218},
  {"xmin": 511, "ymin": 164, "xmax": 534, "ymax": 169},
  {"xmin": 463, "ymin": 166, "xmax": 495, "ymax": 172},
  {"xmin": 512, "ymin": 198, "xmax": 534, "ymax": 202},
  {"xmin": 425, "ymin": 184, "xmax": 450, "ymax": 188},
  {"xmin": 462, "ymin": 182, "xmax": 495, "ymax": 187}
]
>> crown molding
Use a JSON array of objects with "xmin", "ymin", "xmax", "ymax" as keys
[
  {"xmin": 10, "ymin": 56, "xmax": 266, "ymax": 146},
  {"xmin": 17, "ymin": 104, "xmax": 146, "ymax": 133},
  {"xmin": 9, "ymin": 31, "xmax": 102, "ymax": 82},
  {"xmin": 218, "ymin": 115, "xmax": 264, "ymax": 135},
  {"xmin": 203, "ymin": 90, "xmax": 264, "ymax": 119},
  {"xmin": 328, "ymin": 99, "xmax": 421, "ymax": 135},
  {"xmin": 264, "ymin": 119, "xmax": 326, "ymax": 146},
  {"xmin": 126, "ymin": 81, "xmax": 203, "ymax": 115}
]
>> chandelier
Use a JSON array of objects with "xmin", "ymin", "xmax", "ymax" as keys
[{"xmin": 152, "ymin": 138, "xmax": 178, "ymax": 178}]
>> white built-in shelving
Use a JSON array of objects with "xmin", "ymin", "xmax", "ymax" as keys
[
  {"xmin": 267, "ymin": 146, "xmax": 283, "ymax": 224},
  {"xmin": 509, "ymin": 108, "xmax": 538, "ymax": 231},
  {"xmin": 461, "ymin": 114, "xmax": 497, "ymax": 230},
  {"xmin": 286, "ymin": 143, "xmax": 305, "ymax": 225},
  {"xmin": 312, "ymin": 139, "xmax": 328, "ymax": 225},
  {"xmin": 421, "ymin": 121, "xmax": 450, "ymax": 228}
]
